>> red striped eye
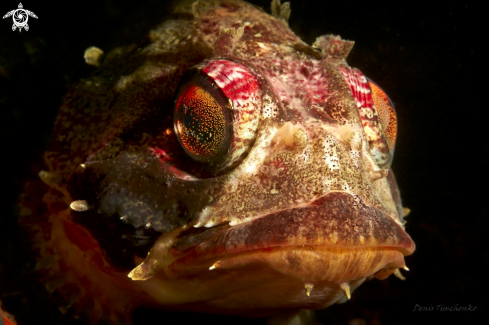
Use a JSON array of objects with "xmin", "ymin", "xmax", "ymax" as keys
[
  {"xmin": 174, "ymin": 60, "xmax": 262, "ymax": 173},
  {"xmin": 339, "ymin": 66, "xmax": 397, "ymax": 168},
  {"xmin": 367, "ymin": 79, "xmax": 397, "ymax": 152}
]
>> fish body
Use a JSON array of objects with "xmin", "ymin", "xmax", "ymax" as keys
[{"xmin": 19, "ymin": 0, "xmax": 414, "ymax": 322}]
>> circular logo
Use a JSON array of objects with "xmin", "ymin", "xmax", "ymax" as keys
[
  {"xmin": 2, "ymin": 3, "xmax": 38, "ymax": 32},
  {"xmin": 13, "ymin": 9, "xmax": 28, "ymax": 28}
]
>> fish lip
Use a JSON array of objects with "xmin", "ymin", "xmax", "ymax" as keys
[{"xmin": 172, "ymin": 191, "xmax": 415, "ymax": 263}]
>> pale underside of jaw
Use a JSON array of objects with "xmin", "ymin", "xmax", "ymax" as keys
[{"xmin": 130, "ymin": 243, "xmax": 407, "ymax": 316}]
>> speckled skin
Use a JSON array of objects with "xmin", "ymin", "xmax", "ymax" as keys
[{"xmin": 23, "ymin": 0, "xmax": 415, "ymax": 322}]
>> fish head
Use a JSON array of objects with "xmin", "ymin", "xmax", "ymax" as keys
[{"xmin": 25, "ymin": 0, "xmax": 414, "ymax": 321}]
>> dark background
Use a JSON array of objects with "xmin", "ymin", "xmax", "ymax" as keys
[{"xmin": 0, "ymin": 0, "xmax": 486, "ymax": 324}]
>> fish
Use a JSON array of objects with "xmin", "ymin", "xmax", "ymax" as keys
[{"xmin": 17, "ymin": 0, "xmax": 415, "ymax": 323}]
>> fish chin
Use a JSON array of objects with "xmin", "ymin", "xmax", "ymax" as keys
[{"xmin": 133, "ymin": 247, "xmax": 403, "ymax": 317}]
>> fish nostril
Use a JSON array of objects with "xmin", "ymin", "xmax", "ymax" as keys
[{"xmin": 272, "ymin": 122, "xmax": 308, "ymax": 152}]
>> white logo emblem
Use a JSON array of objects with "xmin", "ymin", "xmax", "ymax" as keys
[{"xmin": 3, "ymin": 3, "xmax": 38, "ymax": 32}]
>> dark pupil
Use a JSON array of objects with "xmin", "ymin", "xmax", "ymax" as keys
[{"xmin": 176, "ymin": 85, "xmax": 226, "ymax": 158}]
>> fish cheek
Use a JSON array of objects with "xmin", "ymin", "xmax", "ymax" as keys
[{"xmin": 66, "ymin": 149, "xmax": 211, "ymax": 271}]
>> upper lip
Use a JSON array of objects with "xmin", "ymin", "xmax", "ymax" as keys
[{"xmin": 171, "ymin": 191, "xmax": 415, "ymax": 262}]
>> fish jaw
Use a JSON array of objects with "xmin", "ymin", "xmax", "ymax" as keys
[{"xmin": 126, "ymin": 191, "xmax": 414, "ymax": 316}]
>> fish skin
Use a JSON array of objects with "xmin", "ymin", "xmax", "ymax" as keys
[{"xmin": 16, "ymin": 0, "xmax": 414, "ymax": 323}]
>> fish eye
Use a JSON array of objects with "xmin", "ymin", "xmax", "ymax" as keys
[
  {"xmin": 367, "ymin": 78, "xmax": 397, "ymax": 153},
  {"xmin": 174, "ymin": 72, "xmax": 232, "ymax": 163},
  {"xmin": 340, "ymin": 67, "xmax": 397, "ymax": 167},
  {"xmin": 174, "ymin": 60, "xmax": 262, "ymax": 174}
]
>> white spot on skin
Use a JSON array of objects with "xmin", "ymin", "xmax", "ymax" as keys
[
  {"xmin": 349, "ymin": 131, "xmax": 362, "ymax": 168},
  {"xmin": 262, "ymin": 95, "xmax": 278, "ymax": 118},
  {"xmin": 341, "ymin": 180, "xmax": 352, "ymax": 192},
  {"xmin": 349, "ymin": 149, "xmax": 360, "ymax": 168},
  {"xmin": 363, "ymin": 124, "xmax": 379, "ymax": 140},
  {"xmin": 70, "ymin": 200, "xmax": 89, "ymax": 212},
  {"xmin": 226, "ymin": 70, "xmax": 245, "ymax": 82},
  {"xmin": 321, "ymin": 177, "xmax": 332, "ymax": 191},
  {"xmin": 245, "ymin": 162, "xmax": 258, "ymax": 174},
  {"xmin": 324, "ymin": 135, "xmax": 341, "ymax": 172},
  {"xmin": 238, "ymin": 126, "xmax": 278, "ymax": 177},
  {"xmin": 360, "ymin": 107, "xmax": 374, "ymax": 119}
]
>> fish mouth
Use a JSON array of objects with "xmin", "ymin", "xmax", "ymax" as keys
[
  {"xmin": 132, "ymin": 191, "xmax": 415, "ymax": 314},
  {"xmin": 170, "ymin": 191, "xmax": 414, "ymax": 276}
]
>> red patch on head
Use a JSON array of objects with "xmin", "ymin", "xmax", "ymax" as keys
[{"xmin": 202, "ymin": 60, "xmax": 260, "ymax": 105}]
